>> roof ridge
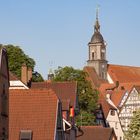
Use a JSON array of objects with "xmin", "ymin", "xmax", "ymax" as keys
[
  {"xmin": 9, "ymin": 89, "xmax": 58, "ymax": 99},
  {"xmin": 108, "ymin": 64, "xmax": 140, "ymax": 68}
]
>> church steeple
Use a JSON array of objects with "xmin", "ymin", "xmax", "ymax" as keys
[
  {"xmin": 87, "ymin": 10, "xmax": 108, "ymax": 80},
  {"xmin": 90, "ymin": 8, "xmax": 104, "ymax": 44}
]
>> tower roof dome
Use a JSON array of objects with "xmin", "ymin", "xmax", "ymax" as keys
[{"xmin": 91, "ymin": 31, "xmax": 104, "ymax": 43}]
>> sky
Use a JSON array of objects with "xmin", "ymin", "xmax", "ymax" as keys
[{"xmin": 0, "ymin": 1, "xmax": 140, "ymax": 79}]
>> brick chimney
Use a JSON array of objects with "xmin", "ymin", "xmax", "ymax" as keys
[
  {"xmin": 27, "ymin": 67, "xmax": 32, "ymax": 82},
  {"xmin": 21, "ymin": 63, "xmax": 27, "ymax": 85}
]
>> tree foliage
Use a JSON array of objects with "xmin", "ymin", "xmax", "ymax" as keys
[
  {"xmin": 0, "ymin": 44, "xmax": 44, "ymax": 82},
  {"xmin": 76, "ymin": 110, "xmax": 96, "ymax": 126},
  {"xmin": 125, "ymin": 110, "xmax": 140, "ymax": 140},
  {"xmin": 53, "ymin": 66, "xmax": 99, "ymax": 125},
  {"xmin": 32, "ymin": 72, "xmax": 44, "ymax": 82}
]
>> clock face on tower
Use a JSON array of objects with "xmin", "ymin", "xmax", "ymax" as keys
[{"xmin": 102, "ymin": 64, "xmax": 105, "ymax": 69}]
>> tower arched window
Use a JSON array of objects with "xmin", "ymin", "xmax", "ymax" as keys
[
  {"xmin": 92, "ymin": 52, "xmax": 95, "ymax": 60},
  {"xmin": 101, "ymin": 52, "xmax": 105, "ymax": 59},
  {"xmin": 101, "ymin": 49, "xmax": 105, "ymax": 60}
]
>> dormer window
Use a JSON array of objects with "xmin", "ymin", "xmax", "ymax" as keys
[{"xmin": 20, "ymin": 130, "xmax": 32, "ymax": 140}]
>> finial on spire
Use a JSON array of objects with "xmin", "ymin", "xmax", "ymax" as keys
[
  {"xmin": 96, "ymin": 5, "xmax": 99, "ymax": 20},
  {"xmin": 94, "ymin": 5, "xmax": 100, "ymax": 32}
]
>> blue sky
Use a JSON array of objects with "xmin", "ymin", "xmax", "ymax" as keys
[{"xmin": 0, "ymin": 1, "xmax": 140, "ymax": 79}]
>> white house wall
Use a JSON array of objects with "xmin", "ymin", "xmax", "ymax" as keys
[{"xmin": 107, "ymin": 110, "xmax": 124, "ymax": 140}]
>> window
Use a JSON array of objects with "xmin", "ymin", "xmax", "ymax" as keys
[
  {"xmin": 101, "ymin": 49, "xmax": 105, "ymax": 59},
  {"xmin": 101, "ymin": 72, "xmax": 106, "ymax": 79},
  {"xmin": 115, "ymin": 122, "xmax": 118, "ymax": 129},
  {"xmin": 110, "ymin": 110, "xmax": 115, "ymax": 116},
  {"xmin": 92, "ymin": 52, "xmax": 94, "ymax": 60},
  {"xmin": 101, "ymin": 52, "xmax": 105, "ymax": 59},
  {"xmin": 20, "ymin": 130, "xmax": 32, "ymax": 140}
]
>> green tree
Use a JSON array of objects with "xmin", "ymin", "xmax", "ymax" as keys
[
  {"xmin": 125, "ymin": 110, "xmax": 140, "ymax": 140},
  {"xmin": 53, "ymin": 66, "xmax": 99, "ymax": 125},
  {"xmin": 76, "ymin": 110, "xmax": 95, "ymax": 126},
  {"xmin": 32, "ymin": 72, "xmax": 44, "ymax": 82},
  {"xmin": 0, "ymin": 44, "xmax": 44, "ymax": 82}
]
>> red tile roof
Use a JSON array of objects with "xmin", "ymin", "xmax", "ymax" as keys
[
  {"xmin": 110, "ymin": 83, "xmax": 134, "ymax": 107},
  {"xmin": 84, "ymin": 66, "xmax": 107, "ymax": 88},
  {"xmin": 108, "ymin": 64, "xmax": 140, "ymax": 83},
  {"xmin": 99, "ymin": 83, "xmax": 115, "ymax": 92},
  {"xmin": 84, "ymin": 64, "xmax": 140, "ymax": 88},
  {"xmin": 9, "ymin": 89, "xmax": 59, "ymax": 140},
  {"xmin": 76, "ymin": 126, "xmax": 116, "ymax": 140},
  {"xmin": 99, "ymin": 82, "xmax": 140, "ymax": 109},
  {"xmin": 31, "ymin": 81, "xmax": 77, "ymax": 110}
]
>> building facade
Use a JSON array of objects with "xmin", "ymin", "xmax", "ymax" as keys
[{"xmin": 0, "ymin": 48, "xmax": 9, "ymax": 140}]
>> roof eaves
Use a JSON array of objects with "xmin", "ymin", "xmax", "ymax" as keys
[{"xmin": 54, "ymin": 99, "xmax": 59, "ymax": 140}]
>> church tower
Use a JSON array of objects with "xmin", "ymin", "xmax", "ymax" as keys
[{"xmin": 87, "ymin": 10, "xmax": 108, "ymax": 80}]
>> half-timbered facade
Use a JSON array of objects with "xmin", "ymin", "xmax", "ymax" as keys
[{"xmin": 119, "ymin": 86, "xmax": 140, "ymax": 131}]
